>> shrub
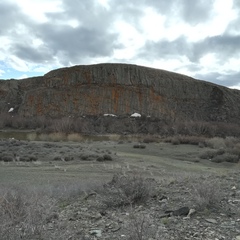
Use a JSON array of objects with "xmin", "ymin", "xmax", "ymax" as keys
[
  {"xmin": 64, "ymin": 156, "xmax": 74, "ymax": 161},
  {"xmin": 53, "ymin": 156, "xmax": 62, "ymax": 161},
  {"xmin": 100, "ymin": 172, "xmax": 153, "ymax": 207},
  {"xmin": 133, "ymin": 144, "xmax": 146, "ymax": 149},
  {"xmin": 103, "ymin": 154, "xmax": 112, "ymax": 161},
  {"xmin": 211, "ymin": 153, "xmax": 239, "ymax": 163},
  {"xmin": 97, "ymin": 154, "xmax": 113, "ymax": 162},
  {"xmin": 96, "ymin": 156, "xmax": 104, "ymax": 162},
  {"xmin": 179, "ymin": 136, "xmax": 205, "ymax": 145},
  {"xmin": 205, "ymin": 137, "xmax": 226, "ymax": 149},
  {"xmin": 224, "ymin": 136, "xmax": 240, "ymax": 148},
  {"xmin": 29, "ymin": 156, "xmax": 38, "ymax": 162},
  {"xmin": 190, "ymin": 179, "xmax": 222, "ymax": 211},
  {"xmin": 126, "ymin": 213, "xmax": 158, "ymax": 240},
  {"xmin": 199, "ymin": 149, "xmax": 224, "ymax": 160},
  {"xmin": 229, "ymin": 145, "xmax": 240, "ymax": 156},
  {"xmin": 80, "ymin": 154, "xmax": 95, "ymax": 161},
  {"xmin": 81, "ymin": 155, "xmax": 89, "ymax": 161},
  {"xmin": 2, "ymin": 156, "xmax": 13, "ymax": 162}
]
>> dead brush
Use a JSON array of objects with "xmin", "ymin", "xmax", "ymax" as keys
[{"xmin": 100, "ymin": 172, "xmax": 154, "ymax": 208}]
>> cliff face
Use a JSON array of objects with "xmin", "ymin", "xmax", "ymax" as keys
[{"xmin": 1, "ymin": 63, "xmax": 240, "ymax": 122}]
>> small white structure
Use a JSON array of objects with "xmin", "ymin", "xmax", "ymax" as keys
[
  {"xmin": 103, "ymin": 114, "xmax": 117, "ymax": 117},
  {"xmin": 8, "ymin": 108, "xmax": 14, "ymax": 113},
  {"xmin": 130, "ymin": 113, "xmax": 141, "ymax": 118}
]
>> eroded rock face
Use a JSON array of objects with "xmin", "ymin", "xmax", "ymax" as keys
[{"xmin": 1, "ymin": 63, "xmax": 240, "ymax": 122}]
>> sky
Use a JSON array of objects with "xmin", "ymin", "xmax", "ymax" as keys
[{"xmin": 0, "ymin": 0, "xmax": 240, "ymax": 89}]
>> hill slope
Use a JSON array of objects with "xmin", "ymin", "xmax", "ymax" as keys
[{"xmin": 1, "ymin": 63, "xmax": 240, "ymax": 123}]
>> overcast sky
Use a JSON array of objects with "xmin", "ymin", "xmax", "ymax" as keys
[{"xmin": 0, "ymin": 0, "xmax": 240, "ymax": 89}]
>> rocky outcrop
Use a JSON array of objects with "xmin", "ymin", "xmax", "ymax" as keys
[{"xmin": 1, "ymin": 63, "xmax": 240, "ymax": 122}]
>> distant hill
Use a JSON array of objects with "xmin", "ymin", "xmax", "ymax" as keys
[{"xmin": 1, "ymin": 63, "xmax": 240, "ymax": 123}]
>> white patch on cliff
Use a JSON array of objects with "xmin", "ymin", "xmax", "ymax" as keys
[
  {"xmin": 130, "ymin": 113, "xmax": 141, "ymax": 118},
  {"xmin": 8, "ymin": 108, "xmax": 14, "ymax": 113},
  {"xmin": 104, "ymin": 114, "xmax": 117, "ymax": 117}
]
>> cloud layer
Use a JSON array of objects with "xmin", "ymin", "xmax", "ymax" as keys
[{"xmin": 0, "ymin": 0, "xmax": 240, "ymax": 88}]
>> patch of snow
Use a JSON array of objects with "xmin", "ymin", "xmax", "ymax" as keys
[
  {"xmin": 104, "ymin": 114, "xmax": 117, "ymax": 117},
  {"xmin": 130, "ymin": 113, "xmax": 141, "ymax": 118},
  {"xmin": 8, "ymin": 108, "xmax": 14, "ymax": 113}
]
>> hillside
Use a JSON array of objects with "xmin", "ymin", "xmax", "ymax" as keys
[{"xmin": 1, "ymin": 63, "xmax": 240, "ymax": 123}]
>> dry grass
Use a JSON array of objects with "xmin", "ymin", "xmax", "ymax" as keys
[
  {"xmin": 142, "ymin": 136, "xmax": 159, "ymax": 143},
  {"xmin": 107, "ymin": 134, "xmax": 121, "ymax": 141},
  {"xmin": 26, "ymin": 132, "xmax": 37, "ymax": 141},
  {"xmin": 67, "ymin": 133, "xmax": 83, "ymax": 142},
  {"xmin": 0, "ymin": 186, "xmax": 56, "ymax": 240},
  {"xmin": 38, "ymin": 133, "xmax": 50, "ymax": 141},
  {"xmin": 49, "ymin": 132, "xmax": 66, "ymax": 142}
]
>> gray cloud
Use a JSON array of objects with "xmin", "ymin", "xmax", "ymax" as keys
[
  {"xmin": 194, "ymin": 35, "xmax": 240, "ymax": 61},
  {"xmin": 139, "ymin": 34, "xmax": 240, "ymax": 63},
  {"xmin": 11, "ymin": 44, "xmax": 53, "ymax": 63},
  {"xmin": 1, "ymin": 0, "xmax": 121, "ymax": 66},
  {"xmin": 128, "ymin": 0, "xmax": 215, "ymax": 25},
  {"xmin": 179, "ymin": 0, "xmax": 215, "ymax": 25},
  {"xmin": 138, "ymin": 33, "xmax": 240, "ymax": 87},
  {"xmin": 194, "ymin": 71, "xmax": 240, "ymax": 88},
  {"xmin": 0, "ymin": 1, "xmax": 23, "ymax": 34},
  {"xmin": 138, "ymin": 37, "xmax": 192, "ymax": 61},
  {"xmin": 36, "ymin": 23, "xmax": 119, "ymax": 65},
  {"xmin": 225, "ymin": 0, "xmax": 240, "ymax": 35},
  {"xmin": 1, "ymin": 0, "xmax": 240, "ymax": 88}
]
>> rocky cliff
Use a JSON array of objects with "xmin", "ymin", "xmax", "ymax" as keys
[{"xmin": 1, "ymin": 63, "xmax": 240, "ymax": 123}]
